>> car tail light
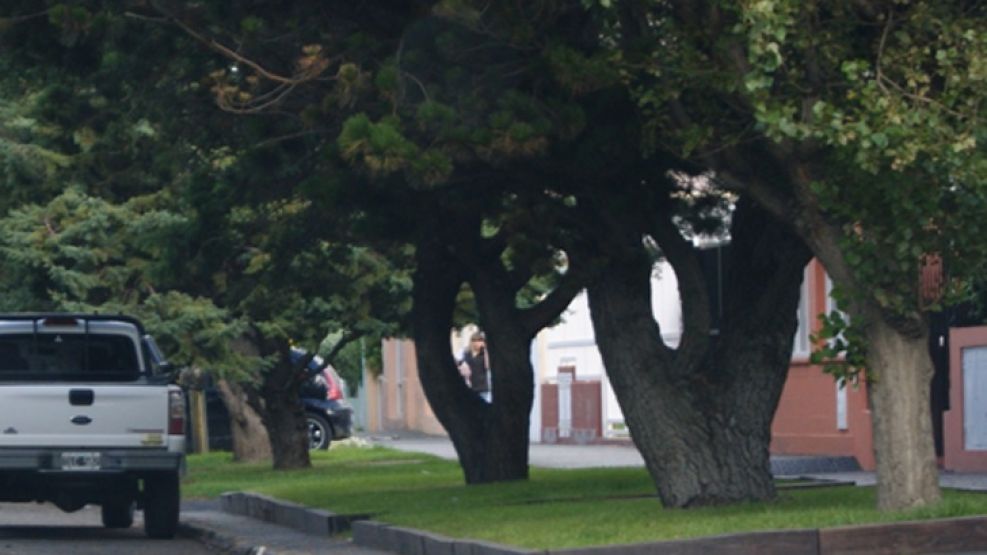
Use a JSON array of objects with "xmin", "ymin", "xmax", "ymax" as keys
[
  {"xmin": 324, "ymin": 370, "xmax": 343, "ymax": 401},
  {"xmin": 168, "ymin": 390, "xmax": 186, "ymax": 435}
]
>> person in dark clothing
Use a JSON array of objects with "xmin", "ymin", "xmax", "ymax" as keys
[{"xmin": 458, "ymin": 331, "xmax": 491, "ymax": 402}]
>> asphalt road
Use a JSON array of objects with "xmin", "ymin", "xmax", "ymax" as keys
[{"xmin": 0, "ymin": 503, "xmax": 215, "ymax": 555}]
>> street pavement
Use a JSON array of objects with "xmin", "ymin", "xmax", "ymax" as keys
[
  {"xmin": 0, "ymin": 502, "xmax": 214, "ymax": 555},
  {"xmin": 176, "ymin": 434, "xmax": 987, "ymax": 554}
]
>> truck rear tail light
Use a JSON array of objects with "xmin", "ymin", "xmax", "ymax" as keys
[{"xmin": 168, "ymin": 390, "xmax": 186, "ymax": 435}]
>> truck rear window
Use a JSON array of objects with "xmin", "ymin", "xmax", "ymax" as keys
[{"xmin": 0, "ymin": 333, "xmax": 141, "ymax": 381}]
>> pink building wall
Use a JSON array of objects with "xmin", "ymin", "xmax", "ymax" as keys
[{"xmin": 943, "ymin": 326, "xmax": 987, "ymax": 471}]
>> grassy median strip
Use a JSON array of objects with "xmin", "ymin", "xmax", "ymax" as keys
[{"xmin": 183, "ymin": 446, "xmax": 987, "ymax": 549}]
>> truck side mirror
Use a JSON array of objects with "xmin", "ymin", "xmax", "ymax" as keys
[
  {"xmin": 142, "ymin": 334, "xmax": 179, "ymax": 382},
  {"xmin": 157, "ymin": 361, "xmax": 179, "ymax": 381}
]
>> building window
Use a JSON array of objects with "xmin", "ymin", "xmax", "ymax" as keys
[
  {"xmin": 792, "ymin": 266, "xmax": 811, "ymax": 359},
  {"xmin": 825, "ymin": 274, "xmax": 851, "ymax": 348},
  {"xmin": 825, "ymin": 274, "xmax": 842, "ymax": 319},
  {"xmin": 827, "ymin": 273, "xmax": 851, "ymax": 430}
]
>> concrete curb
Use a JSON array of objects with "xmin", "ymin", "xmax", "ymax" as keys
[
  {"xmin": 179, "ymin": 520, "xmax": 272, "ymax": 555},
  {"xmin": 220, "ymin": 491, "xmax": 372, "ymax": 537},
  {"xmin": 352, "ymin": 520, "xmax": 543, "ymax": 555},
  {"xmin": 351, "ymin": 515, "xmax": 987, "ymax": 555},
  {"xmin": 212, "ymin": 491, "xmax": 987, "ymax": 554}
]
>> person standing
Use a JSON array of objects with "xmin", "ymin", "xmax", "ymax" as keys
[{"xmin": 458, "ymin": 331, "xmax": 491, "ymax": 402}]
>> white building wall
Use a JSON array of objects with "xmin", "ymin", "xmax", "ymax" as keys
[{"xmin": 533, "ymin": 261, "xmax": 683, "ymax": 440}]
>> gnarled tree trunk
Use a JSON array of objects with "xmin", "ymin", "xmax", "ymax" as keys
[
  {"xmin": 412, "ymin": 234, "xmax": 532, "ymax": 483},
  {"xmin": 215, "ymin": 379, "xmax": 272, "ymax": 462},
  {"xmin": 255, "ymin": 360, "xmax": 311, "ymax": 470},
  {"xmin": 410, "ymin": 193, "xmax": 587, "ymax": 484},
  {"xmin": 588, "ymin": 201, "xmax": 810, "ymax": 506},
  {"xmin": 232, "ymin": 335, "xmax": 310, "ymax": 470}
]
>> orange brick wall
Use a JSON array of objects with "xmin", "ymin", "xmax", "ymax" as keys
[
  {"xmin": 770, "ymin": 260, "xmax": 875, "ymax": 470},
  {"xmin": 771, "ymin": 362, "xmax": 874, "ymax": 469}
]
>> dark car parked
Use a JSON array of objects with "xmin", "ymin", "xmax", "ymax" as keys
[
  {"xmin": 200, "ymin": 348, "xmax": 353, "ymax": 451},
  {"xmin": 293, "ymin": 348, "xmax": 354, "ymax": 450}
]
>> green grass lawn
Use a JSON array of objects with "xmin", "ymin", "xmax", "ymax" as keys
[{"xmin": 183, "ymin": 446, "xmax": 987, "ymax": 550}]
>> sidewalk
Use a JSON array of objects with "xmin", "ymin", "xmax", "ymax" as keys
[
  {"xmin": 180, "ymin": 499, "xmax": 392, "ymax": 555},
  {"xmin": 798, "ymin": 469, "xmax": 987, "ymax": 491},
  {"xmin": 370, "ymin": 432, "xmax": 987, "ymax": 491},
  {"xmin": 370, "ymin": 433, "xmax": 647, "ymax": 469}
]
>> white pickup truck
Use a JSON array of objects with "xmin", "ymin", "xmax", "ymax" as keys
[{"xmin": 0, "ymin": 313, "xmax": 186, "ymax": 538}]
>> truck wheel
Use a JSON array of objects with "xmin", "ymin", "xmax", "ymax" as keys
[
  {"xmin": 143, "ymin": 472, "xmax": 180, "ymax": 539},
  {"xmin": 307, "ymin": 414, "xmax": 332, "ymax": 450},
  {"xmin": 102, "ymin": 500, "xmax": 135, "ymax": 528}
]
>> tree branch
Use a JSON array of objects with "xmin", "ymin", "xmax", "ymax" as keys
[
  {"xmin": 874, "ymin": 9, "xmax": 894, "ymax": 94},
  {"xmin": 321, "ymin": 330, "xmax": 362, "ymax": 366},
  {"xmin": 518, "ymin": 263, "xmax": 590, "ymax": 336},
  {"xmin": 2, "ymin": 8, "xmax": 51, "ymax": 23},
  {"xmin": 249, "ymin": 129, "xmax": 329, "ymax": 150},
  {"xmin": 648, "ymin": 209, "xmax": 711, "ymax": 366},
  {"xmin": 151, "ymin": 1, "xmax": 329, "ymax": 86},
  {"xmin": 712, "ymin": 170, "xmax": 788, "ymax": 223}
]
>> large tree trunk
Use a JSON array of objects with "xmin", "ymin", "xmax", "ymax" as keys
[
  {"xmin": 215, "ymin": 379, "xmax": 272, "ymax": 462},
  {"xmin": 864, "ymin": 313, "xmax": 941, "ymax": 510},
  {"xmin": 410, "ymin": 189, "xmax": 588, "ymax": 484},
  {"xmin": 411, "ymin": 235, "xmax": 531, "ymax": 483},
  {"xmin": 588, "ymin": 201, "xmax": 809, "ymax": 506},
  {"xmin": 256, "ymin": 362, "xmax": 311, "ymax": 470},
  {"xmin": 231, "ymin": 336, "xmax": 310, "ymax": 469},
  {"xmin": 259, "ymin": 399, "xmax": 310, "ymax": 470}
]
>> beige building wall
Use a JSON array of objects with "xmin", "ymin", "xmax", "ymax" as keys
[{"xmin": 368, "ymin": 338, "xmax": 445, "ymax": 436}]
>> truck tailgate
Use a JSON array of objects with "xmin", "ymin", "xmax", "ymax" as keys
[{"xmin": 0, "ymin": 385, "xmax": 170, "ymax": 448}]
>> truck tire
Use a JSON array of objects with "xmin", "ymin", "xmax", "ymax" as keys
[
  {"xmin": 143, "ymin": 472, "xmax": 180, "ymax": 539},
  {"xmin": 102, "ymin": 499, "xmax": 135, "ymax": 528},
  {"xmin": 307, "ymin": 413, "xmax": 332, "ymax": 450}
]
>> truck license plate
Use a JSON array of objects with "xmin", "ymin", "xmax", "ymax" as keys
[{"xmin": 60, "ymin": 452, "xmax": 101, "ymax": 471}]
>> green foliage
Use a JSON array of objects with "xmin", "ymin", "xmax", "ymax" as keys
[
  {"xmin": 617, "ymin": 0, "xmax": 987, "ymax": 340},
  {"xmin": 338, "ymin": 114, "xmax": 422, "ymax": 178},
  {"xmin": 544, "ymin": 42, "xmax": 621, "ymax": 95},
  {"xmin": 48, "ymin": 4, "xmax": 94, "ymax": 47},
  {"xmin": 0, "ymin": 187, "xmax": 252, "ymax": 376},
  {"xmin": 133, "ymin": 292, "xmax": 250, "ymax": 378},
  {"xmin": 0, "ymin": 189, "xmax": 166, "ymax": 304},
  {"xmin": 810, "ymin": 310, "xmax": 868, "ymax": 384},
  {"xmin": 415, "ymin": 101, "xmax": 457, "ymax": 134},
  {"xmin": 739, "ymin": 3, "xmax": 987, "ymax": 317},
  {"xmin": 0, "ymin": 93, "xmax": 72, "ymax": 201}
]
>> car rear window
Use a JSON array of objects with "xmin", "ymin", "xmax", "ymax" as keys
[{"xmin": 0, "ymin": 333, "xmax": 141, "ymax": 382}]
